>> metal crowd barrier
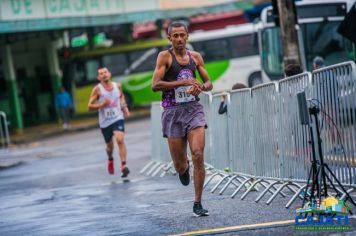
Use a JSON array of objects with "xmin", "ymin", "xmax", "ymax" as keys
[
  {"xmin": 274, "ymin": 72, "xmax": 313, "ymax": 208},
  {"xmin": 236, "ymin": 82, "xmax": 288, "ymax": 202},
  {"xmin": 0, "ymin": 111, "xmax": 10, "ymax": 149},
  {"xmin": 312, "ymin": 61, "xmax": 356, "ymax": 190},
  {"xmin": 140, "ymin": 102, "xmax": 173, "ymax": 177},
  {"xmin": 146, "ymin": 61, "xmax": 356, "ymax": 208},
  {"xmin": 199, "ymin": 92, "xmax": 213, "ymax": 170},
  {"xmin": 204, "ymin": 92, "xmax": 242, "ymax": 194},
  {"xmin": 218, "ymin": 88, "xmax": 257, "ymax": 196}
]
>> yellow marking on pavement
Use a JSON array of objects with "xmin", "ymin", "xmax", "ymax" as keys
[{"xmin": 170, "ymin": 219, "xmax": 295, "ymax": 236}]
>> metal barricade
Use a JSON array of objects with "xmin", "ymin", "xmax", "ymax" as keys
[
  {"xmin": 229, "ymin": 88, "xmax": 254, "ymax": 175},
  {"xmin": 141, "ymin": 102, "xmax": 173, "ymax": 177},
  {"xmin": 275, "ymin": 73, "xmax": 313, "ymax": 207},
  {"xmin": 199, "ymin": 92, "xmax": 213, "ymax": 167},
  {"xmin": 312, "ymin": 61, "xmax": 356, "ymax": 187},
  {"xmin": 0, "ymin": 111, "xmax": 10, "ymax": 149},
  {"xmin": 209, "ymin": 93, "xmax": 231, "ymax": 170},
  {"xmin": 251, "ymin": 82, "xmax": 280, "ymax": 180},
  {"xmin": 206, "ymin": 93, "xmax": 237, "ymax": 193},
  {"xmin": 277, "ymin": 73, "xmax": 312, "ymax": 182},
  {"xmin": 221, "ymin": 88, "xmax": 257, "ymax": 196}
]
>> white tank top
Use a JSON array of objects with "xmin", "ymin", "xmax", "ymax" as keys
[{"xmin": 98, "ymin": 82, "xmax": 124, "ymax": 128}]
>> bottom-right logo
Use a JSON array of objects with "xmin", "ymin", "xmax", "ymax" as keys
[{"xmin": 295, "ymin": 196, "xmax": 352, "ymax": 231}]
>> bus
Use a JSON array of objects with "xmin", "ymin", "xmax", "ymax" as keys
[
  {"xmin": 258, "ymin": 0, "xmax": 355, "ymax": 82},
  {"xmin": 64, "ymin": 23, "xmax": 261, "ymax": 114}
]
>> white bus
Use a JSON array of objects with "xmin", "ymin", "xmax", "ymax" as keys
[
  {"xmin": 188, "ymin": 23, "xmax": 262, "ymax": 89},
  {"xmin": 258, "ymin": 0, "xmax": 355, "ymax": 82}
]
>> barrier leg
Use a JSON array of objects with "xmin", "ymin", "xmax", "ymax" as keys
[
  {"xmin": 151, "ymin": 163, "xmax": 165, "ymax": 177},
  {"xmin": 231, "ymin": 178, "xmax": 253, "ymax": 199},
  {"xmin": 259, "ymin": 181, "xmax": 286, "ymax": 197},
  {"xmin": 140, "ymin": 161, "xmax": 156, "ymax": 174},
  {"xmin": 203, "ymin": 172, "xmax": 221, "ymax": 189},
  {"xmin": 341, "ymin": 188, "xmax": 355, "ymax": 201},
  {"xmin": 266, "ymin": 182, "xmax": 289, "ymax": 205},
  {"xmin": 241, "ymin": 179, "xmax": 262, "ymax": 200},
  {"xmin": 219, "ymin": 175, "xmax": 239, "ymax": 195},
  {"xmin": 285, "ymin": 184, "xmax": 306, "ymax": 208},
  {"xmin": 211, "ymin": 174, "xmax": 229, "ymax": 193},
  {"xmin": 255, "ymin": 181, "xmax": 278, "ymax": 203},
  {"xmin": 146, "ymin": 162, "xmax": 161, "ymax": 176}
]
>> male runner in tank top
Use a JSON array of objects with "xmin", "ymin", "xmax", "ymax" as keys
[
  {"xmin": 88, "ymin": 67, "xmax": 130, "ymax": 178},
  {"xmin": 152, "ymin": 21, "xmax": 213, "ymax": 217}
]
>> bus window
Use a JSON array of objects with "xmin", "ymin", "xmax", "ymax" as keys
[
  {"xmin": 128, "ymin": 48, "xmax": 158, "ymax": 74},
  {"xmin": 72, "ymin": 62, "xmax": 86, "ymax": 84},
  {"xmin": 85, "ymin": 59, "xmax": 100, "ymax": 82},
  {"xmin": 72, "ymin": 60, "xmax": 100, "ymax": 85},
  {"xmin": 192, "ymin": 39, "xmax": 229, "ymax": 62},
  {"xmin": 302, "ymin": 22, "xmax": 353, "ymax": 71},
  {"xmin": 228, "ymin": 34, "xmax": 259, "ymax": 58},
  {"xmin": 261, "ymin": 27, "xmax": 283, "ymax": 77},
  {"xmin": 102, "ymin": 53, "xmax": 129, "ymax": 76}
]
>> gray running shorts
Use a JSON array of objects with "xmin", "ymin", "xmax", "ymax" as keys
[{"xmin": 161, "ymin": 101, "xmax": 207, "ymax": 138}]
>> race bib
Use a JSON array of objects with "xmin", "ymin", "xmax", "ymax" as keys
[
  {"xmin": 175, "ymin": 86, "xmax": 196, "ymax": 103},
  {"xmin": 104, "ymin": 107, "xmax": 120, "ymax": 119}
]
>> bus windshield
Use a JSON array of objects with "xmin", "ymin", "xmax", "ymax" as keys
[{"xmin": 261, "ymin": 20, "xmax": 354, "ymax": 80}]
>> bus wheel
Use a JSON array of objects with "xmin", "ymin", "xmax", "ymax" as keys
[
  {"xmin": 124, "ymin": 92, "xmax": 133, "ymax": 110},
  {"xmin": 248, "ymin": 71, "xmax": 262, "ymax": 87}
]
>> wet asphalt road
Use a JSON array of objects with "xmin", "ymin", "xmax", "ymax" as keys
[{"xmin": 1, "ymin": 118, "xmax": 356, "ymax": 236}]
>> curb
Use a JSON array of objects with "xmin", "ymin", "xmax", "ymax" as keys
[
  {"xmin": 9, "ymin": 111, "xmax": 151, "ymax": 145},
  {"xmin": 0, "ymin": 160, "xmax": 23, "ymax": 170}
]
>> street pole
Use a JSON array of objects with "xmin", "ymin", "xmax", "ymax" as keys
[{"xmin": 277, "ymin": 0, "xmax": 302, "ymax": 68}]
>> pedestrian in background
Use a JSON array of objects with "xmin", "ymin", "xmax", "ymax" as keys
[
  {"xmin": 313, "ymin": 56, "xmax": 325, "ymax": 70},
  {"xmin": 88, "ymin": 67, "xmax": 130, "ymax": 178},
  {"xmin": 55, "ymin": 86, "xmax": 73, "ymax": 130},
  {"xmin": 152, "ymin": 21, "xmax": 213, "ymax": 217},
  {"xmin": 218, "ymin": 83, "xmax": 247, "ymax": 115},
  {"xmin": 284, "ymin": 63, "xmax": 303, "ymax": 77}
]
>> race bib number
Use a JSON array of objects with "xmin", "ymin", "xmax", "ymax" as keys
[
  {"xmin": 175, "ymin": 86, "xmax": 196, "ymax": 103},
  {"xmin": 104, "ymin": 107, "xmax": 120, "ymax": 119}
]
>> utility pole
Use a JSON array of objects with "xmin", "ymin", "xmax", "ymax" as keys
[{"xmin": 276, "ymin": 0, "xmax": 302, "ymax": 68}]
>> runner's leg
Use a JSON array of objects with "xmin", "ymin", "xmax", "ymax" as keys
[
  {"xmin": 187, "ymin": 127, "xmax": 205, "ymax": 203},
  {"xmin": 114, "ymin": 131, "xmax": 127, "ymax": 163},
  {"xmin": 167, "ymin": 137, "xmax": 188, "ymax": 174},
  {"xmin": 106, "ymin": 138, "xmax": 114, "ymax": 159}
]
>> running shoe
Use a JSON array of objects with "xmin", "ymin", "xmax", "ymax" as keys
[
  {"xmin": 179, "ymin": 160, "xmax": 190, "ymax": 186},
  {"xmin": 121, "ymin": 165, "xmax": 130, "ymax": 178},
  {"xmin": 193, "ymin": 202, "xmax": 209, "ymax": 217},
  {"xmin": 108, "ymin": 159, "xmax": 114, "ymax": 175}
]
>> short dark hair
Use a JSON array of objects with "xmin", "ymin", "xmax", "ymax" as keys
[
  {"xmin": 232, "ymin": 83, "xmax": 247, "ymax": 90},
  {"xmin": 167, "ymin": 21, "xmax": 188, "ymax": 35},
  {"xmin": 284, "ymin": 64, "xmax": 303, "ymax": 77},
  {"xmin": 313, "ymin": 56, "xmax": 325, "ymax": 68}
]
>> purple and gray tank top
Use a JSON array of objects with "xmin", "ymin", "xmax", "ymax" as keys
[{"xmin": 161, "ymin": 49, "xmax": 198, "ymax": 108}]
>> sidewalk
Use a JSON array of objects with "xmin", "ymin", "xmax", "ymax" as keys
[
  {"xmin": 0, "ymin": 107, "xmax": 151, "ymax": 169},
  {"xmin": 9, "ymin": 107, "xmax": 151, "ymax": 145}
]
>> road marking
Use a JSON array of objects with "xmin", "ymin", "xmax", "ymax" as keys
[{"xmin": 170, "ymin": 219, "xmax": 295, "ymax": 236}]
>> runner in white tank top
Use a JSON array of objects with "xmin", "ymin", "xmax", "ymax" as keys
[
  {"xmin": 97, "ymin": 82, "xmax": 124, "ymax": 128},
  {"xmin": 88, "ymin": 67, "xmax": 130, "ymax": 177}
]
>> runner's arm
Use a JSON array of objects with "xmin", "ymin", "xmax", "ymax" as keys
[
  {"xmin": 88, "ymin": 86, "xmax": 108, "ymax": 111},
  {"xmin": 193, "ymin": 52, "xmax": 213, "ymax": 91},
  {"xmin": 118, "ymin": 83, "xmax": 130, "ymax": 117},
  {"xmin": 152, "ymin": 51, "xmax": 200, "ymax": 92}
]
